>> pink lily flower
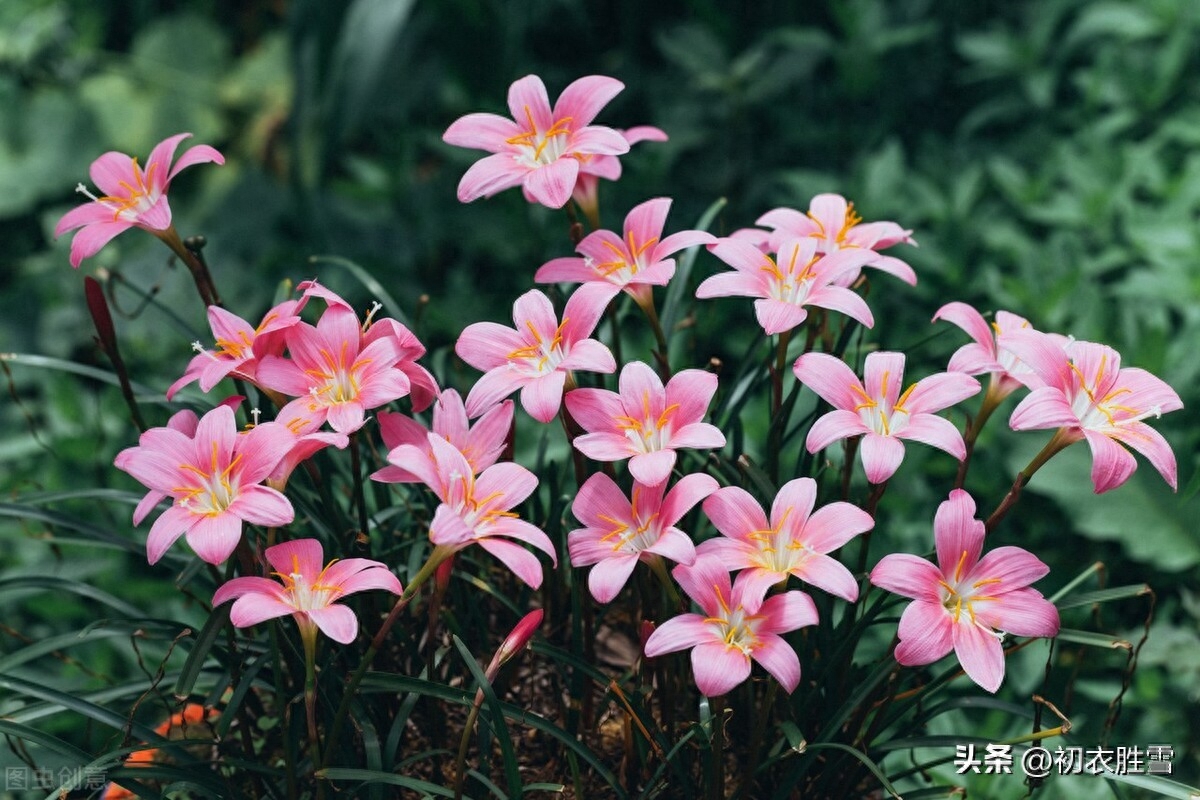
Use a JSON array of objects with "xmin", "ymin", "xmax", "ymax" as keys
[
  {"xmin": 568, "ymin": 472, "xmax": 717, "ymax": 603},
  {"xmin": 256, "ymin": 304, "xmax": 414, "ymax": 434},
  {"xmin": 572, "ymin": 126, "xmax": 668, "ymax": 216},
  {"xmin": 698, "ymin": 237, "xmax": 877, "ymax": 335},
  {"xmin": 535, "ymin": 197, "xmax": 716, "ymax": 307},
  {"xmin": 753, "ymin": 193, "xmax": 917, "ymax": 286},
  {"xmin": 371, "ymin": 389, "xmax": 514, "ymax": 484},
  {"xmin": 213, "ymin": 538, "xmax": 401, "ymax": 645},
  {"xmin": 267, "ymin": 402, "xmax": 350, "ymax": 490},
  {"xmin": 696, "ymin": 477, "xmax": 874, "ymax": 606},
  {"xmin": 456, "ymin": 286, "xmax": 616, "ymax": 423},
  {"xmin": 392, "ymin": 434, "xmax": 557, "ymax": 589},
  {"xmin": 869, "ymin": 489, "xmax": 1059, "ymax": 693},
  {"xmin": 932, "ymin": 302, "xmax": 1061, "ymax": 402},
  {"xmin": 167, "ymin": 300, "xmax": 303, "ymax": 400},
  {"xmin": 443, "ymin": 74, "xmax": 630, "ymax": 209},
  {"xmin": 565, "ymin": 361, "xmax": 726, "ymax": 486},
  {"xmin": 643, "ymin": 555, "xmax": 818, "ymax": 696},
  {"xmin": 114, "ymin": 405, "xmax": 294, "ymax": 565},
  {"xmin": 1004, "ymin": 332, "xmax": 1183, "ymax": 493},
  {"xmin": 793, "ymin": 352, "xmax": 980, "ymax": 484},
  {"xmin": 55, "ymin": 133, "xmax": 224, "ymax": 268},
  {"xmin": 360, "ymin": 316, "xmax": 440, "ymax": 413}
]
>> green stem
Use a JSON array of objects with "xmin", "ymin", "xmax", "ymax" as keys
[
  {"xmin": 954, "ymin": 381, "xmax": 1004, "ymax": 490},
  {"xmin": 320, "ymin": 547, "xmax": 454, "ymax": 766},
  {"xmin": 268, "ymin": 621, "xmax": 298, "ymax": 799},
  {"xmin": 985, "ymin": 428, "xmax": 1074, "ymax": 533},
  {"xmin": 302, "ymin": 629, "xmax": 325, "ymax": 798},
  {"xmin": 767, "ymin": 329, "xmax": 794, "ymax": 483},
  {"xmin": 452, "ymin": 694, "xmax": 486, "ymax": 800},
  {"xmin": 160, "ymin": 227, "xmax": 221, "ymax": 308},
  {"xmin": 635, "ymin": 294, "xmax": 672, "ymax": 382},
  {"xmin": 646, "ymin": 554, "xmax": 682, "ymax": 609},
  {"xmin": 349, "ymin": 432, "xmax": 371, "ymax": 548},
  {"xmin": 708, "ymin": 695, "xmax": 726, "ymax": 800}
]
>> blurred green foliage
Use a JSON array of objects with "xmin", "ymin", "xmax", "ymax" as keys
[{"xmin": 2, "ymin": 0, "xmax": 1198, "ymax": 796}]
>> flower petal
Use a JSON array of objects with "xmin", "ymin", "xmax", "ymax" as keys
[
  {"xmin": 554, "ymin": 75, "xmax": 624, "ymax": 128},
  {"xmin": 953, "ymin": 620, "xmax": 1006, "ymax": 693},
  {"xmin": 870, "ymin": 553, "xmax": 942, "ymax": 601},
  {"xmin": 752, "ymin": 635, "xmax": 802, "ymax": 693},
  {"xmin": 934, "ymin": 489, "xmax": 984, "ymax": 576},
  {"xmin": 1083, "ymin": 429, "xmax": 1137, "ymax": 493},
  {"xmin": 893, "ymin": 600, "xmax": 954, "ymax": 666},
  {"xmin": 859, "ymin": 433, "xmax": 906, "ymax": 484},
  {"xmin": 523, "ymin": 157, "xmax": 579, "ymax": 209},
  {"xmin": 456, "ymin": 152, "xmax": 527, "ymax": 203},
  {"xmin": 587, "ymin": 554, "xmax": 639, "ymax": 603},
  {"xmin": 443, "ymin": 112, "xmax": 524, "ymax": 151},
  {"xmin": 643, "ymin": 613, "xmax": 714, "ymax": 657},
  {"xmin": 691, "ymin": 642, "xmax": 751, "ymax": 697},
  {"xmin": 307, "ymin": 605, "xmax": 359, "ymax": 644},
  {"xmin": 793, "ymin": 352, "xmax": 865, "ymax": 411}
]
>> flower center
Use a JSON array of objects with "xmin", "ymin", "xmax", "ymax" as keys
[
  {"xmin": 937, "ymin": 550, "xmax": 1002, "ymax": 627},
  {"xmin": 851, "ymin": 371, "xmax": 915, "ymax": 436},
  {"xmin": 615, "ymin": 391, "xmax": 678, "ymax": 453},
  {"xmin": 276, "ymin": 555, "xmax": 342, "ymax": 612},
  {"xmin": 1067, "ymin": 357, "xmax": 1156, "ymax": 430},
  {"xmin": 595, "ymin": 231, "xmax": 659, "ymax": 284},
  {"xmin": 760, "ymin": 244, "xmax": 819, "ymax": 305},
  {"xmin": 175, "ymin": 442, "xmax": 241, "ymax": 516},
  {"xmin": 306, "ymin": 341, "xmax": 368, "ymax": 405},
  {"xmin": 506, "ymin": 106, "xmax": 574, "ymax": 167},
  {"xmin": 506, "ymin": 318, "xmax": 569, "ymax": 375},
  {"xmin": 597, "ymin": 487, "xmax": 661, "ymax": 553},
  {"xmin": 748, "ymin": 507, "xmax": 811, "ymax": 573},
  {"xmin": 76, "ymin": 157, "xmax": 159, "ymax": 221},
  {"xmin": 704, "ymin": 584, "xmax": 762, "ymax": 656}
]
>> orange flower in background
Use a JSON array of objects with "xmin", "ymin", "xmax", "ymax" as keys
[{"xmin": 102, "ymin": 704, "xmax": 218, "ymax": 800}]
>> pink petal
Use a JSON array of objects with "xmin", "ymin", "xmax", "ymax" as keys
[
  {"xmin": 807, "ymin": 194, "xmax": 849, "ymax": 240},
  {"xmin": 378, "ymin": 411, "xmax": 427, "ymax": 451},
  {"xmin": 326, "ymin": 402, "xmax": 367, "ymax": 434},
  {"xmin": 953, "ymin": 620, "xmax": 1006, "ymax": 693},
  {"xmin": 902, "ymin": 372, "xmax": 980, "ymax": 415},
  {"xmin": 752, "ymin": 635, "xmax": 802, "ymax": 693},
  {"xmin": 143, "ymin": 133, "xmax": 191, "ymax": 186},
  {"xmin": 587, "ymin": 554, "xmax": 639, "ymax": 603},
  {"xmin": 145, "ymin": 505, "xmax": 192, "ymax": 564},
  {"xmin": 307, "ymin": 605, "xmax": 359, "ymax": 644},
  {"xmin": 443, "ymin": 112, "xmax": 524, "ymax": 152},
  {"xmin": 1083, "ymin": 430, "xmax": 1137, "ymax": 493},
  {"xmin": 695, "ymin": 270, "xmax": 763, "ymax": 299},
  {"xmin": 691, "ymin": 642, "xmax": 751, "ymax": 696},
  {"xmin": 755, "ymin": 207, "xmax": 814, "ymax": 236},
  {"xmin": 228, "ymin": 594, "xmax": 297, "ymax": 628},
  {"xmin": 771, "ymin": 478, "xmax": 817, "ymax": 530},
  {"xmin": 1008, "ymin": 386, "xmax": 1080, "ymax": 431},
  {"xmin": 457, "ymin": 153, "xmax": 528, "ymax": 202},
  {"xmin": 665, "ymin": 369, "xmax": 719, "ymax": 427},
  {"xmin": 55, "ymin": 202, "xmax": 120, "ymax": 235},
  {"xmin": 623, "ymin": 126, "xmax": 668, "ymax": 145},
  {"xmin": 732, "ymin": 567, "xmax": 787, "ymax": 608},
  {"xmin": 754, "ymin": 299, "xmax": 808, "ymax": 335},
  {"xmin": 971, "ymin": 545, "xmax": 1050, "ymax": 589},
  {"xmin": 933, "ymin": 302, "xmax": 995, "ymax": 351},
  {"xmin": 793, "ymin": 353, "xmax": 865, "ymax": 411},
  {"xmin": 520, "ymin": 370, "xmax": 567, "ymax": 423},
  {"xmin": 164, "ymin": 143, "xmax": 224, "ymax": 184},
  {"xmin": 568, "ymin": 528, "xmax": 619, "ymax": 567},
  {"xmin": 795, "ymin": 553, "xmax": 859, "ymax": 602},
  {"xmin": 1107, "ymin": 422, "xmax": 1178, "ymax": 490},
  {"xmin": 655, "ymin": 230, "xmax": 717, "ymax": 259},
  {"xmin": 664, "ymin": 422, "xmax": 725, "ymax": 451},
  {"xmin": 1116, "ymin": 368, "xmax": 1183, "ymax": 416},
  {"xmin": 89, "ymin": 151, "xmax": 139, "ymax": 198},
  {"xmin": 507, "ymin": 74, "xmax": 553, "ymax": 130},
  {"xmin": 619, "ymin": 360, "xmax": 665, "ymax": 411},
  {"xmin": 464, "ymin": 367, "xmax": 526, "ymax": 418},
  {"xmin": 184, "ymin": 512, "xmax": 243, "ymax": 565},
  {"xmin": 672, "ymin": 556, "xmax": 733, "ymax": 618},
  {"xmin": 859, "ymin": 433, "xmax": 906, "ymax": 484},
  {"xmin": 806, "ymin": 409, "xmax": 871, "ymax": 452},
  {"xmin": 893, "ymin": 600, "xmax": 954, "ymax": 666},
  {"xmin": 68, "ymin": 221, "xmax": 135, "ymax": 267},
  {"xmin": 644, "ymin": 527, "xmax": 698, "ymax": 566},
  {"xmin": 934, "ymin": 489, "xmax": 984, "ymax": 575},
  {"xmin": 862, "ymin": 253, "xmax": 917, "ymax": 285},
  {"xmin": 572, "ymin": 432, "xmax": 636, "ymax": 462},
  {"xmin": 659, "ymin": 473, "xmax": 719, "ymax": 527},
  {"xmin": 475, "ymin": 461, "xmax": 539, "ymax": 507},
  {"xmin": 709, "ymin": 237, "xmax": 776, "ymax": 276},
  {"xmin": 512, "ymin": 289, "xmax": 558, "ymax": 337},
  {"xmin": 643, "ymin": 613, "xmax": 714, "ymax": 657},
  {"xmin": 564, "ymin": 387, "xmax": 624, "ymax": 432},
  {"xmin": 561, "ymin": 282, "xmax": 615, "ymax": 346},
  {"xmin": 803, "ymin": 501, "xmax": 874, "ymax": 553},
  {"xmin": 477, "ymin": 538, "xmax": 545, "ymax": 589},
  {"xmin": 863, "ymin": 352, "xmax": 906, "ymax": 406},
  {"xmin": 976, "ymin": 588, "xmax": 1059, "ymax": 638},
  {"xmin": 254, "ymin": 356, "xmax": 312, "ymax": 398},
  {"xmin": 1003, "ymin": 330, "xmax": 1075, "ymax": 393},
  {"xmin": 236, "ymin": 422, "xmax": 297, "ymax": 482},
  {"xmin": 523, "ymin": 157, "xmax": 579, "ymax": 208},
  {"xmin": 757, "ymin": 590, "xmax": 819, "ymax": 632},
  {"xmin": 323, "ymin": 561, "xmax": 402, "ymax": 596},
  {"xmin": 535, "ymin": 256, "xmax": 595, "ymax": 284},
  {"xmin": 946, "ymin": 343, "xmax": 1002, "ymax": 376},
  {"xmin": 133, "ymin": 490, "xmax": 166, "ymax": 527},
  {"xmin": 895, "ymin": 413, "xmax": 967, "ymax": 460},
  {"xmin": 566, "ymin": 125, "xmax": 630, "ymax": 157},
  {"xmin": 571, "ymin": 472, "xmax": 629, "ymax": 528},
  {"xmin": 624, "ymin": 197, "xmax": 671, "ymax": 249},
  {"xmin": 554, "ymin": 75, "xmax": 624, "ymax": 128},
  {"xmin": 629, "ymin": 449, "xmax": 677, "ymax": 486},
  {"xmin": 703, "ymin": 486, "xmax": 769, "ymax": 540},
  {"xmin": 805, "ymin": 286, "xmax": 875, "ymax": 329},
  {"xmin": 560, "ymin": 338, "xmax": 616, "ymax": 374},
  {"xmin": 870, "ymin": 553, "xmax": 942, "ymax": 601},
  {"xmin": 213, "ymin": 576, "xmax": 287, "ymax": 607},
  {"xmin": 229, "ymin": 485, "xmax": 294, "ymax": 527}
]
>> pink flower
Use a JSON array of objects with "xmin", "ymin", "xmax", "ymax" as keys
[
  {"xmin": 392, "ymin": 434, "xmax": 557, "ymax": 589},
  {"xmin": 643, "ymin": 555, "xmax": 818, "ymax": 696},
  {"xmin": 696, "ymin": 477, "xmax": 873, "ymax": 606},
  {"xmin": 752, "ymin": 193, "xmax": 917, "ymax": 286},
  {"xmin": 167, "ymin": 300, "xmax": 303, "ymax": 400},
  {"xmin": 267, "ymin": 402, "xmax": 350, "ymax": 489},
  {"xmin": 932, "ymin": 303, "xmax": 1061, "ymax": 401},
  {"xmin": 256, "ymin": 304, "xmax": 414, "ymax": 434},
  {"xmin": 443, "ymin": 74, "xmax": 630, "ymax": 208},
  {"xmin": 1005, "ymin": 332, "xmax": 1183, "ymax": 493},
  {"xmin": 360, "ymin": 316, "xmax": 440, "ymax": 413},
  {"xmin": 456, "ymin": 287, "xmax": 616, "ymax": 423},
  {"xmin": 565, "ymin": 361, "xmax": 726, "ymax": 486},
  {"xmin": 568, "ymin": 472, "xmax": 717, "ymax": 603},
  {"xmin": 572, "ymin": 126, "xmax": 667, "ymax": 212},
  {"xmin": 535, "ymin": 197, "xmax": 716, "ymax": 307},
  {"xmin": 55, "ymin": 133, "xmax": 224, "ymax": 268},
  {"xmin": 114, "ymin": 405, "xmax": 294, "ymax": 565},
  {"xmin": 794, "ymin": 352, "xmax": 980, "ymax": 484},
  {"xmin": 869, "ymin": 489, "xmax": 1059, "ymax": 693},
  {"xmin": 213, "ymin": 539, "xmax": 401, "ymax": 645},
  {"xmin": 698, "ymin": 237, "xmax": 877, "ymax": 335},
  {"xmin": 371, "ymin": 389, "xmax": 513, "ymax": 484}
]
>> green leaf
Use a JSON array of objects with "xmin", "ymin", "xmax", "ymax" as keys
[
  {"xmin": 1055, "ymin": 628, "xmax": 1132, "ymax": 649},
  {"xmin": 317, "ymin": 767, "xmax": 459, "ymax": 797},
  {"xmin": 1056, "ymin": 584, "xmax": 1153, "ymax": 611},
  {"xmin": 173, "ymin": 603, "xmax": 230, "ymax": 697},
  {"xmin": 1101, "ymin": 770, "xmax": 1200, "ymax": 799},
  {"xmin": 661, "ymin": 195, "xmax": 726, "ymax": 340},
  {"xmin": 452, "ymin": 635, "xmax": 521, "ymax": 799}
]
